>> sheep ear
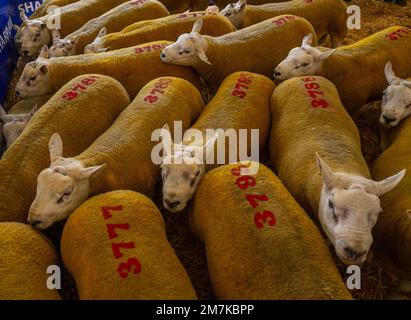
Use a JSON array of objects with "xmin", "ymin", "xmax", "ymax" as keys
[
  {"xmin": 97, "ymin": 27, "xmax": 107, "ymax": 38},
  {"xmin": 78, "ymin": 165, "xmax": 106, "ymax": 180},
  {"xmin": 402, "ymin": 80, "xmax": 411, "ymax": 89},
  {"xmin": 372, "ymin": 169, "xmax": 406, "ymax": 196},
  {"xmin": 238, "ymin": 0, "xmax": 247, "ymax": 10},
  {"xmin": 49, "ymin": 133, "xmax": 63, "ymax": 163},
  {"xmin": 385, "ymin": 61, "xmax": 401, "ymax": 85},
  {"xmin": 13, "ymin": 24, "xmax": 20, "ymax": 32},
  {"xmin": 316, "ymin": 153, "xmax": 335, "ymax": 190},
  {"xmin": 38, "ymin": 63, "xmax": 48, "ymax": 74},
  {"xmin": 191, "ymin": 19, "xmax": 203, "ymax": 34},
  {"xmin": 302, "ymin": 33, "xmax": 313, "ymax": 47},
  {"xmin": 318, "ymin": 48, "xmax": 335, "ymax": 61},
  {"xmin": 196, "ymin": 44, "xmax": 212, "ymax": 65},
  {"xmin": 20, "ymin": 11, "xmax": 28, "ymax": 23},
  {"xmin": 160, "ymin": 124, "xmax": 173, "ymax": 157},
  {"xmin": 52, "ymin": 29, "xmax": 61, "ymax": 43},
  {"xmin": 38, "ymin": 45, "xmax": 50, "ymax": 59},
  {"xmin": 0, "ymin": 105, "xmax": 6, "ymax": 120}
]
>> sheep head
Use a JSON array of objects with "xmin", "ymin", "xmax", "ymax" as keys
[
  {"xmin": 49, "ymin": 29, "xmax": 76, "ymax": 57},
  {"xmin": 220, "ymin": 0, "xmax": 247, "ymax": 28},
  {"xmin": 160, "ymin": 125, "xmax": 218, "ymax": 213},
  {"xmin": 273, "ymin": 34, "xmax": 335, "ymax": 81},
  {"xmin": 316, "ymin": 153, "xmax": 406, "ymax": 265},
  {"xmin": 18, "ymin": 12, "xmax": 51, "ymax": 59},
  {"xmin": 380, "ymin": 61, "xmax": 411, "ymax": 127},
  {"xmin": 84, "ymin": 27, "xmax": 109, "ymax": 54},
  {"xmin": 28, "ymin": 133, "xmax": 105, "ymax": 230},
  {"xmin": 160, "ymin": 19, "xmax": 212, "ymax": 66},
  {"xmin": 16, "ymin": 46, "xmax": 51, "ymax": 98}
]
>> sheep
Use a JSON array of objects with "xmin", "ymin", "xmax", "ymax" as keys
[
  {"xmin": 0, "ymin": 104, "xmax": 37, "ymax": 150},
  {"xmin": 273, "ymin": 26, "xmax": 411, "ymax": 114},
  {"xmin": 380, "ymin": 62, "xmax": 411, "ymax": 127},
  {"xmin": 49, "ymin": 0, "xmax": 170, "ymax": 58},
  {"xmin": 372, "ymin": 115, "xmax": 411, "ymax": 293},
  {"xmin": 191, "ymin": 162, "xmax": 352, "ymax": 299},
  {"xmin": 160, "ymin": 71, "xmax": 274, "ymax": 212},
  {"xmin": 220, "ymin": 0, "xmax": 348, "ymax": 48},
  {"xmin": 0, "ymin": 222, "xmax": 61, "ymax": 300},
  {"xmin": 0, "ymin": 75, "xmax": 131, "ymax": 224},
  {"xmin": 84, "ymin": 11, "xmax": 236, "ymax": 54},
  {"xmin": 30, "ymin": 0, "xmax": 80, "ymax": 19},
  {"xmin": 16, "ymin": 43, "xmax": 203, "ymax": 99},
  {"xmin": 269, "ymin": 76, "xmax": 405, "ymax": 265},
  {"xmin": 7, "ymin": 95, "xmax": 52, "ymax": 114},
  {"xmin": 17, "ymin": 0, "xmax": 131, "ymax": 58},
  {"xmin": 160, "ymin": 15, "xmax": 317, "ymax": 92},
  {"xmin": 61, "ymin": 190, "xmax": 198, "ymax": 299},
  {"xmin": 28, "ymin": 77, "xmax": 205, "ymax": 229}
]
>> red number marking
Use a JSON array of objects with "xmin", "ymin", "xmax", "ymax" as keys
[
  {"xmin": 254, "ymin": 210, "xmax": 277, "ymax": 229},
  {"xmin": 130, "ymin": 0, "xmax": 146, "ymax": 6},
  {"xmin": 112, "ymin": 242, "xmax": 136, "ymax": 259},
  {"xmin": 245, "ymin": 194, "xmax": 269, "ymax": 209},
  {"xmin": 101, "ymin": 206, "xmax": 124, "ymax": 220},
  {"xmin": 231, "ymin": 165, "xmax": 248, "ymax": 176},
  {"xmin": 301, "ymin": 77, "xmax": 329, "ymax": 109},
  {"xmin": 236, "ymin": 175, "xmax": 256, "ymax": 190},
  {"xmin": 62, "ymin": 76, "xmax": 98, "ymax": 101},
  {"xmin": 302, "ymin": 77, "xmax": 316, "ymax": 82},
  {"xmin": 144, "ymin": 78, "xmax": 172, "ymax": 104},
  {"xmin": 272, "ymin": 15, "xmax": 295, "ymax": 26},
  {"xmin": 117, "ymin": 258, "xmax": 142, "ymax": 279},
  {"xmin": 134, "ymin": 43, "xmax": 167, "ymax": 55},
  {"xmin": 106, "ymin": 223, "xmax": 130, "ymax": 240},
  {"xmin": 62, "ymin": 90, "xmax": 77, "ymax": 101},
  {"xmin": 386, "ymin": 27, "xmax": 411, "ymax": 41},
  {"xmin": 231, "ymin": 73, "xmax": 253, "ymax": 99}
]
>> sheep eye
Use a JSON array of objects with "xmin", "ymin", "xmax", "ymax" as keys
[
  {"xmin": 406, "ymin": 103, "xmax": 411, "ymax": 109},
  {"xmin": 57, "ymin": 189, "xmax": 73, "ymax": 204},
  {"xmin": 328, "ymin": 199, "xmax": 338, "ymax": 221},
  {"xmin": 189, "ymin": 171, "xmax": 200, "ymax": 187},
  {"xmin": 225, "ymin": 13, "xmax": 231, "ymax": 16},
  {"xmin": 183, "ymin": 50, "xmax": 191, "ymax": 54},
  {"xmin": 301, "ymin": 63, "xmax": 309, "ymax": 67}
]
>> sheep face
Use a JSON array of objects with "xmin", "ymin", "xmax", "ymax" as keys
[
  {"xmin": 16, "ymin": 47, "xmax": 51, "ymax": 98},
  {"xmin": 380, "ymin": 62, "xmax": 411, "ymax": 127},
  {"xmin": 84, "ymin": 28, "xmax": 109, "ymax": 54},
  {"xmin": 316, "ymin": 154, "xmax": 406, "ymax": 265},
  {"xmin": 19, "ymin": 20, "xmax": 50, "ymax": 58},
  {"xmin": 273, "ymin": 34, "xmax": 335, "ymax": 81},
  {"xmin": 161, "ymin": 19, "xmax": 211, "ymax": 66},
  {"xmin": 220, "ymin": 0, "xmax": 247, "ymax": 28},
  {"xmin": 28, "ymin": 134, "xmax": 104, "ymax": 229}
]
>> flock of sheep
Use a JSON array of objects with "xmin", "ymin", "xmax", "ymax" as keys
[{"xmin": 0, "ymin": 0, "xmax": 410, "ymax": 300}]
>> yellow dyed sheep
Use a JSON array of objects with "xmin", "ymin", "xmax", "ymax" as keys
[
  {"xmin": 29, "ymin": 77, "xmax": 205, "ymax": 229},
  {"xmin": 160, "ymin": 71, "xmax": 274, "ymax": 212},
  {"xmin": 372, "ymin": 116, "xmax": 411, "ymax": 293},
  {"xmin": 85, "ymin": 11, "xmax": 236, "ymax": 54},
  {"xmin": 269, "ymin": 76, "xmax": 405, "ymax": 266},
  {"xmin": 161, "ymin": 15, "xmax": 317, "ymax": 91},
  {"xmin": 61, "ymin": 190, "xmax": 197, "ymax": 300},
  {"xmin": 0, "ymin": 74, "xmax": 130, "ymax": 223},
  {"xmin": 30, "ymin": 0, "xmax": 79, "ymax": 19},
  {"xmin": 274, "ymin": 26, "xmax": 411, "ymax": 114},
  {"xmin": 0, "ymin": 222, "xmax": 61, "ymax": 300},
  {"xmin": 50, "ymin": 0, "xmax": 170, "ymax": 57},
  {"xmin": 220, "ymin": 0, "xmax": 347, "ymax": 47},
  {"xmin": 191, "ymin": 163, "xmax": 352, "ymax": 300},
  {"xmin": 7, "ymin": 95, "xmax": 51, "ymax": 114},
  {"xmin": 16, "ymin": 42, "xmax": 203, "ymax": 99},
  {"xmin": 18, "ymin": 0, "xmax": 131, "ymax": 58}
]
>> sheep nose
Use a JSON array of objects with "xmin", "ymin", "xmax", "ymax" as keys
[
  {"xmin": 274, "ymin": 70, "xmax": 281, "ymax": 77},
  {"xmin": 28, "ymin": 219, "xmax": 42, "ymax": 227},
  {"xmin": 383, "ymin": 115, "xmax": 396, "ymax": 124},
  {"xmin": 23, "ymin": 50, "xmax": 29, "ymax": 56},
  {"xmin": 16, "ymin": 90, "xmax": 21, "ymax": 96},
  {"xmin": 344, "ymin": 247, "xmax": 367, "ymax": 261},
  {"xmin": 165, "ymin": 199, "xmax": 181, "ymax": 209}
]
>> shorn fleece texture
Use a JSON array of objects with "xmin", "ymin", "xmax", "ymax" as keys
[
  {"xmin": 61, "ymin": 190, "xmax": 198, "ymax": 300},
  {"xmin": 8, "ymin": 95, "xmax": 52, "ymax": 114},
  {"xmin": 0, "ymin": 75, "xmax": 130, "ymax": 223},
  {"xmin": 191, "ymin": 163, "xmax": 352, "ymax": 300},
  {"xmin": 0, "ymin": 222, "xmax": 61, "ymax": 300}
]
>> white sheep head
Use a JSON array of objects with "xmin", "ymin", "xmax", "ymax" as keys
[
  {"xmin": 316, "ymin": 153, "xmax": 406, "ymax": 265},
  {"xmin": 84, "ymin": 27, "xmax": 109, "ymax": 54},
  {"xmin": 160, "ymin": 124, "xmax": 218, "ymax": 212},
  {"xmin": 160, "ymin": 19, "xmax": 212, "ymax": 66},
  {"xmin": 220, "ymin": 0, "xmax": 247, "ymax": 28},
  {"xmin": 273, "ymin": 34, "xmax": 336, "ymax": 81},
  {"xmin": 28, "ymin": 133, "xmax": 105, "ymax": 229},
  {"xmin": 49, "ymin": 29, "xmax": 77, "ymax": 57},
  {"xmin": 16, "ymin": 46, "xmax": 51, "ymax": 99},
  {"xmin": 0, "ymin": 104, "xmax": 37, "ymax": 149},
  {"xmin": 18, "ymin": 11, "xmax": 51, "ymax": 59},
  {"xmin": 380, "ymin": 61, "xmax": 411, "ymax": 127}
]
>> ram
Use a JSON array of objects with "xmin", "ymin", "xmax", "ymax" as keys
[
  {"xmin": 28, "ymin": 77, "xmax": 204, "ymax": 229},
  {"xmin": 30, "ymin": 0, "xmax": 80, "ymax": 19},
  {"xmin": 269, "ymin": 76, "xmax": 405, "ymax": 265},
  {"xmin": 85, "ymin": 11, "xmax": 236, "ymax": 54},
  {"xmin": 220, "ymin": 0, "xmax": 347, "ymax": 47},
  {"xmin": 160, "ymin": 71, "xmax": 274, "ymax": 212},
  {"xmin": 16, "ymin": 42, "xmax": 202, "ymax": 99},
  {"xmin": 0, "ymin": 104, "xmax": 37, "ymax": 149},
  {"xmin": 61, "ymin": 190, "xmax": 197, "ymax": 299},
  {"xmin": 50, "ymin": 0, "xmax": 170, "ymax": 57},
  {"xmin": 191, "ymin": 163, "xmax": 351, "ymax": 299},
  {"xmin": 380, "ymin": 62, "xmax": 411, "ymax": 127},
  {"xmin": 0, "ymin": 222, "xmax": 61, "ymax": 300},
  {"xmin": 17, "ymin": 0, "xmax": 131, "ymax": 58},
  {"xmin": 372, "ymin": 116, "xmax": 411, "ymax": 293},
  {"xmin": 161, "ymin": 15, "xmax": 316, "ymax": 91},
  {"xmin": 0, "ymin": 75, "xmax": 130, "ymax": 223},
  {"xmin": 274, "ymin": 26, "xmax": 411, "ymax": 114}
]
